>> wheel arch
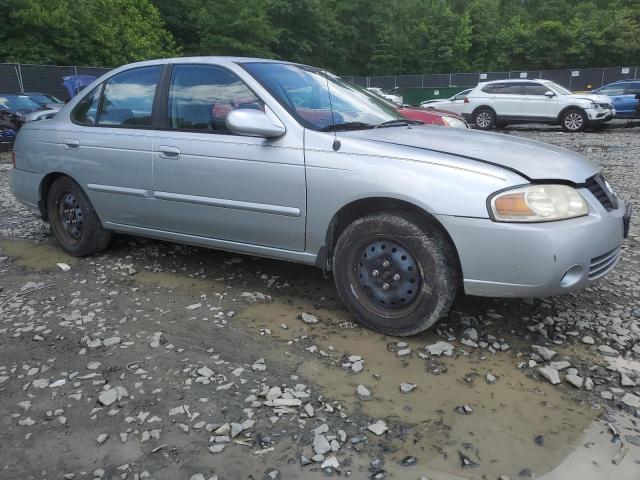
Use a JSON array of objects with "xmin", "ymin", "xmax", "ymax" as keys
[
  {"xmin": 318, "ymin": 196, "xmax": 462, "ymax": 279},
  {"xmin": 557, "ymin": 105, "xmax": 587, "ymax": 123},
  {"xmin": 472, "ymin": 105, "xmax": 497, "ymax": 118}
]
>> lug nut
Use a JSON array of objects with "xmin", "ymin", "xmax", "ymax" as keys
[
  {"xmin": 392, "ymin": 273, "xmax": 400, "ymax": 281},
  {"xmin": 372, "ymin": 270, "xmax": 379, "ymax": 277},
  {"xmin": 382, "ymin": 283, "xmax": 390, "ymax": 290},
  {"xmin": 382, "ymin": 260, "xmax": 390, "ymax": 268}
]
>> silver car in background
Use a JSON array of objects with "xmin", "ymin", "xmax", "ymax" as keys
[{"xmin": 10, "ymin": 57, "xmax": 631, "ymax": 336}]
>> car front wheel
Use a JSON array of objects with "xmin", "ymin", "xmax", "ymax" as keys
[
  {"xmin": 47, "ymin": 176, "xmax": 111, "ymax": 256},
  {"xmin": 473, "ymin": 108, "xmax": 495, "ymax": 130},
  {"xmin": 332, "ymin": 212, "xmax": 458, "ymax": 336},
  {"xmin": 561, "ymin": 108, "xmax": 587, "ymax": 132}
]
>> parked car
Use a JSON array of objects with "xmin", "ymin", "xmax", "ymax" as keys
[
  {"xmin": 62, "ymin": 75, "xmax": 96, "ymax": 100},
  {"xmin": 419, "ymin": 88, "xmax": 472, "ymax": 114},
  {"xmin": 591, "ymin": 80, "xmax": 640, "ymax": 119},
  {"xmin": 23, "ymin": 92, "xmax": 65, "ymax": 109},
  {"xmin": 10, "ymin": 58, "xmax": 630, "ymax": 336},
  {"xmin": 366, "ymin": 87, "xmax": 403, "ymax": 105},
  {"xmin": 463, "ymin": 79, "xmax": 614, "ymax": 132},
  {"xmin": 0, "ymin": 110, "xmax": 22, "ymax": 150},
  {"xmin": 359, "ymin": 86, "xmax": 468, "ymax": 128}
]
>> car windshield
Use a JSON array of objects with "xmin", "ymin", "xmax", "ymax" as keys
[
  {"xmin": 242, "ymin": 62, "xmax": 404, "ymax": 131},
  {"xmin": 0, "ymin": 94, "xmax": 41, "ymax": 111},
  {"xmin": 28, "ymin": 93, "xmax": 64, "ymax": 105},
  {"xmin": 543, "ymin": 81, "xmax": 572, "ymax": 95}
]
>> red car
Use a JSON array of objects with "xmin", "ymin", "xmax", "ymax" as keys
[
  {"xmin": 362, "ymin": 87, "xmax": 469, "ymax": 128},
  {"xmin": 396, "ymin": 105, "xmax": 469, "ymax": 128}
]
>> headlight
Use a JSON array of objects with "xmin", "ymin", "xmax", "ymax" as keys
[
  {"xmin": 441, "ymin": 116, "xmax": 468, "ymax": 129},
  {"xmin": 489, "ymin": 184, "xmax": 588, "ymax": 222}
]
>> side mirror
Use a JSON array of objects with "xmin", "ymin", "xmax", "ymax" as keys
[
  {"xmin": 544, "ymin": 91, "xmax": 555, "ymax": 98},
  {"xmin": 225, "ymin": 109, "xmax": 285, "ymax": 138}
]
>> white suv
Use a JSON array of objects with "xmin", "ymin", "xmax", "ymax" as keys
[{"xmin": 462, "ymin": 79, "xmax": 614, "ymax": 132}]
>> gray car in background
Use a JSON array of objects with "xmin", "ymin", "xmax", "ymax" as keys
[{"xmin": 9, "ymin": 57, "xmax": 631, "ymax": 336}]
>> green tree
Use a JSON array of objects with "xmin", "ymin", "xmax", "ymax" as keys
[{"xmin": 0, "ymin": 0, "xmax": 178, "ymax": 66}]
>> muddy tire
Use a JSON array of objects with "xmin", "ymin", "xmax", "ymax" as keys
[
  {"xmin": 561, "ymin": 108, "xmax": 587, "ymax": 132},
  {"xmin": 47, "ymin": 176, "xmax": 111, "ymax": 256},
  {"xmin": 332, "ymin": 212, "xmax": 458, "ymax": 336}
]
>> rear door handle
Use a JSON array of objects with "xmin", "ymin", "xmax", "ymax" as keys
[
  {"xmin": 64, "ymin": 138, "xmax": 79, "ymax": 150},
  {"xmin": 158, "ymin": 145, "xmax": 181, "ymax": 159}
]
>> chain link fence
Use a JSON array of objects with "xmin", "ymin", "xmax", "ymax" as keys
[
  {"xmin": 0, "ymin": 63, "xmax": 112, "ymax": 100},
  {"xmin": 344, "ymin": 66, "xmax": 639, "ymax": 92},
  {"xmin": 2, "ymin": 63, "xmax": 638, "ymax": 103}
]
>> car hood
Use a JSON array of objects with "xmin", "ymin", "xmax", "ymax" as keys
[
  {"xmin": 340, "ymin": 126, "xmax": 599, "ymax": 183},
  {"xmin": 569, "ymin": 93, "xmax": 611, "ymax": 104}
]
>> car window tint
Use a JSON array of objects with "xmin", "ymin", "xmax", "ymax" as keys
[
  {"xmin": 168, "ymin": 64, "xmax": 263, "ymax": 132},
  {"xmin": 98, "ymin": 66, "xmax": 162, "ymax": 127},
  {"xmin": 598, "ymin": 84, "xmax": 625, "ymax": 96},
  {"xmin": 71, "ymin": 85, "xmax": 101, "ymax": 125},
  {"xmin": 522, "ymin": 83, "xmax": 549, "ymax": 95},
  {"xmin": 625, "ymin": 83, "xmax": 640, "ymax": 94},
  {"xmin": 481, "ymin": 85, "xmax": 495, "ymax": 94},
  {"xmin": 484, "ymin": 83, "xmax": 522, "ymax": 94}
]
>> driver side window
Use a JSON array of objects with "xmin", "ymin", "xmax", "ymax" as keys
[{"xmin": 168, "ymin": 64, "xmax": 263, "ymax": 133}]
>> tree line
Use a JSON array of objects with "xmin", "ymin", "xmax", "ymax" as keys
[{"xmin": 1, "ymin": 0, "xmax": 639, "ymax": 76}]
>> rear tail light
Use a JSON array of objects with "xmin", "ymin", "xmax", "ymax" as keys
[
  {"xmin": 464, "ymin": 97, "xmax": 469, "ymax": 103},
  {"xmin": 11, "ymin": 149, "xmax": 16, "ymax": 168}
]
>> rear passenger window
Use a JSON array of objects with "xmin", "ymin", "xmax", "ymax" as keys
[
  {"xmin": 71, "ymin": 85, "xmax": 101, "ymax": 125},
  {"xmin": 98, "ymin": 66, "xmax": 162, "ymax": 127},
  {"xmin": 168, "ymin": 64, "xmax": 263, "ymax": 133}
]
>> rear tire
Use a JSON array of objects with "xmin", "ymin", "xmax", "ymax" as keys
[
  {"xmin": 47, "ymin": 177, "xmax": 111, "ymax": 256},
  {"xmin": 561, "ymin": 108, "xmax": 587, "ymax": 132},
  {"xmin": 332, "ymin": 212, "xmax": 458, "ymax": 336},
  {"xmin": 473, "ymin": 108, "xmax": 496, "ymax": 130}
]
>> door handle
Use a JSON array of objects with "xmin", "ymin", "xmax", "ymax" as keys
[
  {"xmin": 158, "ymin": 145, "xmax": 181, "ymax": 159},
  {"xmin": 63, "ymin": 139, "xmax": 79, "ymax": 150}
]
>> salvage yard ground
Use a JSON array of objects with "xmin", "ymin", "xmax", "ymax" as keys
[{"xmin": 1, "ymin": 123, "xmax": 639, "ymax": 480}]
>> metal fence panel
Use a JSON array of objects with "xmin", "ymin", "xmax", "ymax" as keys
[
  {"xmin": 540, "ymin": 69, "xmax": 570, "ymax": 88},
  {"xmin": 369, "ymin": 75, "xmax": 395, "ymax": 89},
  {"xmin": 568, "ymin": 68, "xmax": 602, "ymax": 91},
  {"xmin": 450, "ymin": 73, "xmax": 479, "ymax": 87},
  {"xmin": 602, "ymin": 66, "xmax": 635, "ymax": 86},
  {"xmin": 20, "ymin": 64, "xmax": 76, "ymax": 99},
  {"xmin": 76, "ymin": 66, "xmax": 112, "ymax": 79},
  {"xmin": 0, "ymin": 64, "xmax": 21, "ymax": 92},
  {"xmin": 509, "ymin": 71, "xmax": 540, "ymax": 80},
  {"xmin": 422, "ymin": 74, "xmax": 450, "ymax": 87},
  {"xmin": 482, "ymin": 72, "xmax": 510, "ymax": 82},
  {"xmin": 351, "ymin": 76, "xmax": 368, "ymax": 87},
  {"xmin": 395, "ymin": 75, "xmax": 422, "ymax": 88}
]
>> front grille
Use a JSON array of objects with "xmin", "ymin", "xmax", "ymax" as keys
[
  {"xmin": 585, "ymin": 174, "xmax": 617, "ymax": 211},
  {"xmin": 589, "ymin": 247, "xmax": 620, "ymax": 280}
]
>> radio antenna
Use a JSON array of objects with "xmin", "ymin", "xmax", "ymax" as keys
[{"xmin": 323, "ymin": 69, "xmax": 341, "ymax": 151}]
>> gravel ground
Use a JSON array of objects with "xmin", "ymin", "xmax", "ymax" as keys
[{"xmin": 1, "ymin": 124, "xmax": 639, "ymax": 480}]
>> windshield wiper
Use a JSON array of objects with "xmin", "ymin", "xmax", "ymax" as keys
[
  {"xmin": 320, "ymin": 122, "xmax": 374, "ymax": 132},
  {"xmin": 375, "ymin": 119, "xmax": 424, "ymax": 128}
]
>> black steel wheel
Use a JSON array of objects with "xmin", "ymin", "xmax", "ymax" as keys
[
  {"xmin": 48, "ymin": 176, "xmax": 111, "ymax": 256},
  {"xmin": 333, "ymin": 211, "xmax": 459, "ymax": 336}
]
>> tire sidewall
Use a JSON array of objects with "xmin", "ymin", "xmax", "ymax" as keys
[
  {"xmin": 474, "ymin": 108, "xmax": 495, "ymax": 130},
  {"xmin": 561, "ymin": 108, "xmax": 587, "ymax": 132},
  {"xmin": 47, "ymin": 177, "xmax": 107, "ymax": 256},
  {"xmin": 333, "ymin": 213, "xmax": 457, "ymax": 336}
]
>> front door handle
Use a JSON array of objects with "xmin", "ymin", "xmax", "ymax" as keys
[
  {"xmin": 63, "ymin": 138, "xmax": 79, "ymax": 150},
  {"xmin": 158, "ymin": 145, "xmax": 181, "ymax": 159}
]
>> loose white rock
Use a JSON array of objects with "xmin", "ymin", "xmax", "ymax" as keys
[
  {"xmin": 367, "ymin": 420, "xmax": 388, "ymax": 436},
  {"xmin": 538, "ymin": 366, "xmax": 561, "ymax": 385}
]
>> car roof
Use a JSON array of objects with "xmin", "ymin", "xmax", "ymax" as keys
[{"xmin": 478, "ymin": 79, "xmax": 547, "ymax": 86}]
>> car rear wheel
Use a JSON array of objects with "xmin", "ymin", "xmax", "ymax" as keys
[
  {"xmin": 561, "ymin": 109, "xmax": 587, "ymax": 132},
  {"xmin": 473, "ymin": 108, "xmax": 495, "ymax": 130},
  {"xmin": 47, "ymin": 177, "xmax": 111, "ymax": 256},
  {"xmin": 332, "ymin": 212, "xmax": 458, "ymax": 336}
]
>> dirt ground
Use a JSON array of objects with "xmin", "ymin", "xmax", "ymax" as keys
[{"xmin": 1, "ymin": 123, "xmax": 639, "ymax": 480}]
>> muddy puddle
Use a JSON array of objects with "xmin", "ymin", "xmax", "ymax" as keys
[
  {"xmin": 0, "ymin": 238, "xmax": 77, "ymax": 270},
  {"xmin": 238, "ymin": 300, "xmax": 597, "ymax": 479},
  {"xmin": 133, "ymin": 270, "xmax": 228, "ymax": 295}
]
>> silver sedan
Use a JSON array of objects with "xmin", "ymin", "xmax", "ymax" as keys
[{"xmin": 10, "ymin": 57, "xmax": 631, "ymax": 336}]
